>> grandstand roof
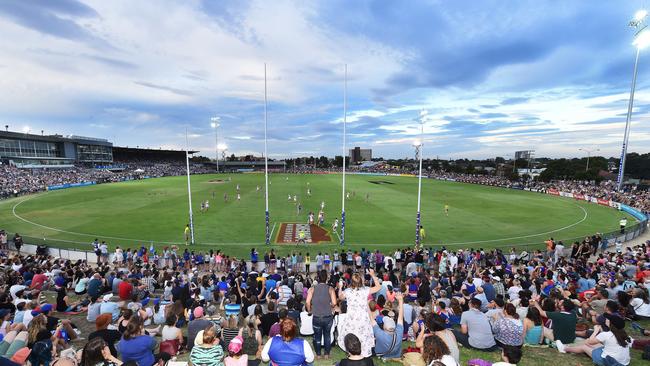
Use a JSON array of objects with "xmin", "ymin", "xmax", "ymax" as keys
[
  {"xmin": 0, "ymin": 130, "xmax": 112, "ymax": 146},
  {"xmin": 112, "ymin": 146, "xmax": 198, "ymax": 154}
]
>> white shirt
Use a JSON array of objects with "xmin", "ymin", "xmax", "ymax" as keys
[
  {"xmin": 299, "ymin": 311, "xmax": 314, "ymax": 335},
  {"xmin": 631, "ymin": 298, "xmax": 650, "ymax": 317},
  {"xmin": 430, "ymin": 355, "xmax": 458, "ymax": 366},
  {"xmin": 596, "ymin": 331, "xmax": 631, "ymax": 366},
  {"xmin": 9, "ymin": 285, "xmax": 26, "ymax": 300},
  {"xmin": 508, "ymin": 286, "xmax": 522, "ymax": 301},
  {"xmin": 23, "ymin": 310, "xmax": 34, "ymax": 326}
]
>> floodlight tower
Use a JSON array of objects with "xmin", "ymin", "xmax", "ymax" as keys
[
  {"xmin": 579, "ymin": 148, "xmax": 600, "ymax": 172},
  {"xmin": 617, "ymin": 9, "xmax": 650, "ymax": 191},
  {"xmin": 415, "ymin": 110, "xmax": 426, "ymax": 248}
]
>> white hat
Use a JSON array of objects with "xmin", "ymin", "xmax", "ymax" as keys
[
  {"xmin": 492, "ymin": 276, "xmax": 501, "ymax": 282},
  {"xmin": 103, "ymin": 294, "xmax": 113, "ymax": 302},
  {"xmin": 383, "ymin": 317, "xmax": 396, "ymax": 332}
]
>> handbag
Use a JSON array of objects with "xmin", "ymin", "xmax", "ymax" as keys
[{"xmin": 160, "ymin": 339, "xmax": 180, "ymax": 356}]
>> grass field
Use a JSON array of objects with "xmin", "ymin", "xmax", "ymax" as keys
[{"xmin": 0, "ymin": 173, "xmax": 635, "ymax": 257}]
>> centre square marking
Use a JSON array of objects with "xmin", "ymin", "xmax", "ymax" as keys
[{"xmin": 275, "ymin": 223, "xmax": 332, "ymax": 244}]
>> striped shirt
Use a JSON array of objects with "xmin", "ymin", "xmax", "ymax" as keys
[{"xmin": 190, "ymin": 344, "xmax": 225, "ymax": 366}]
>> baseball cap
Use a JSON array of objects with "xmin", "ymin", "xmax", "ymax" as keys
[
  {"xmin": 40, "ymin": 304, "xmax": 53, "ymax": 314},
  {"xmin": 193, "ymin": 306, "xmax": 204, "ymax": 318},
  {"xmin": 54, "ymin": 277, "xmax": 65, "ymax": 287},
  {"xmin": 141, "ymin": 297, "xmax": 150, "ymax": 307},
  {"xmin": 228, "ymin": 336, "xmax": 244, "ymax": 354},
  {"xmin": 0, "ymin": 309, "xmax": 10, "ymax": 318},
  {"xmin": 153, "ymin": 298, "xmax": 161, "ymax": 306},
  {"xmin": 383, "ymin": 317, "xmax": 396, "ymax": 332}
]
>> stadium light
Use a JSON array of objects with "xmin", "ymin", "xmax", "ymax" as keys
[
  {"xmin": 579, "ymin": 147, "xmax": 600, "ymax": 172},
  {"xmin": 415, "ymin": 109, "xmax": 426, "ymax": 248},
  {"xmin": 210, "ymin": 117, "xmax": 220, "ymax": 173},
  {"xmin": 618, "ymin": 9, "xmax": 648, "ymax": 191}
]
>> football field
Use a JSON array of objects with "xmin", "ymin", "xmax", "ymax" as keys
[{"xmin": 0, "ymin": 173, "xmax": 634, "ymax": 257}]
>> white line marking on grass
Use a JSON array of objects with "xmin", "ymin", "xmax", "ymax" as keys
[
  {"xmin": 11, "ymin": 194, "xmax": 590, "ymax": 247},
  {"xmin": 269, "ymin": 222, "xmax": 277, "ymax": 240},
  {"xmin": 334, "ymin": 230, "xmax": 341, "ymax": 243}
]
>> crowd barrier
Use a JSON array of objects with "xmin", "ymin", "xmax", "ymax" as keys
[{"xmin": 46, "ymin": 181, "xmax": 96, "ymax": 191}]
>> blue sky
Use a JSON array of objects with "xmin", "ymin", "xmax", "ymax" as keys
[{"xmin": 1, "ymin": 0, "xmax": 650, "ymax": 159}]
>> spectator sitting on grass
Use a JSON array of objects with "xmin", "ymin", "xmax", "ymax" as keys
[{"xmin": 452, "ymin": 298, "xmax": 497, "ymax": 352}]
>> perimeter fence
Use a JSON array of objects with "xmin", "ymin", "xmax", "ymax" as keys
[{"xmin": 4, "ymin": 218, "xmax": 647, "ymax": 265}]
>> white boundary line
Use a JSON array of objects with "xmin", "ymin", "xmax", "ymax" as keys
[
  {"xmin": 11, "ymin": 187, "xmax": 590, "ymax": 247},
  {"xmin": 269, "ymin": 222, "xmax": 277, "ymax": 241}
]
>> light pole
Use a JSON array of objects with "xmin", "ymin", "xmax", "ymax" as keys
[
  {"xmin": 579, "ymin": 148, "xmax": 600, "ymax": 172},
  {"xmin": 210, "ymin": 117, "xmax": 220, "ymax": 173},
  {"xmin": 415, "ymin": 110, "xmax": 426, "ymax": 248},
  {"xmin": 618, "ymin": 9, "xmax": 650, "ymax": 191}
]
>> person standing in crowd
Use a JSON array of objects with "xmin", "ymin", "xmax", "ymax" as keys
[
  {"xmin": 305, "ymin": 270, "xmax": 337, "ymax": 360},
  {"xmin": 337, "ymin": 269, "xmax": 381, "ymax": 358}
]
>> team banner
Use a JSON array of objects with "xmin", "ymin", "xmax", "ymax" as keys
[
  {"xmin": 597, "ymin": 198, "xmax": 610, "ymax": 206},
  {"xmin": 47, "ymin": 181, "xmax": 96, "ymax": 191},
  {"xmin": 547, "ymin": 188, "xmax": 560, "ymax": 196}
]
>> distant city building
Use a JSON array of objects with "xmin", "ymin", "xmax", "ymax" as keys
[{"xmin": 349, "ymin": 147, "xmax": 372, "ymax": 163}]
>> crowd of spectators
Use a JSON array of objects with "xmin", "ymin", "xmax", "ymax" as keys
[
  {"xmin": 0, "ymin": 162, "xmax": 212, "ymax": 199},
  {"xmin": 0, "ymin": 237, "xmax": 646, "ymax": 366}
]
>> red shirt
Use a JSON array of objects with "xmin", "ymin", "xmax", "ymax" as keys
[
  {"xmin": 30, "ymin": 273, "xmax": 48, "ymax": 290},
  {"xmin": 118, "ymin": 281, "xmax": 133, "ymax": 301}
]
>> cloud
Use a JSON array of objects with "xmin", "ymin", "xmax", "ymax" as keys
[
  {"xmin": 133, "ymin": 81, "xmax": 195, "ymax": 97},
  {"xmin": 501, "ymin": 97, "xmax": 530, "ymax": 105},
  {"xmin": 0, "ymin": 0, "xmax": 648, "ymax": 159}
]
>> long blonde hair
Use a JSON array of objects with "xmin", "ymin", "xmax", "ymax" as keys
[
  {"xmin": 28, "ymin": 314, "xmax": 47, "ymax": 344},
  {"xmin": 350, "ymin": 273, "xmax": 363, "ymax": 289},
  {"xmin": 226, "ymin": 314, "xmax": 239, "ymax": 329},
  {"xmin": 245, "ymin": 315, "xmax": 257, "ymax": 337}
]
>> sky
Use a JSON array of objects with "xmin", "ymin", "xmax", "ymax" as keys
[{"xmin": 1, "ymin": 0, "xmax": 650, "ymax": 160}]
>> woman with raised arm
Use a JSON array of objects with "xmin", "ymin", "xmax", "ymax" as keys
[{"xmin": 336, "ymin": 269, "xmax": 381, "ymax": 358}]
